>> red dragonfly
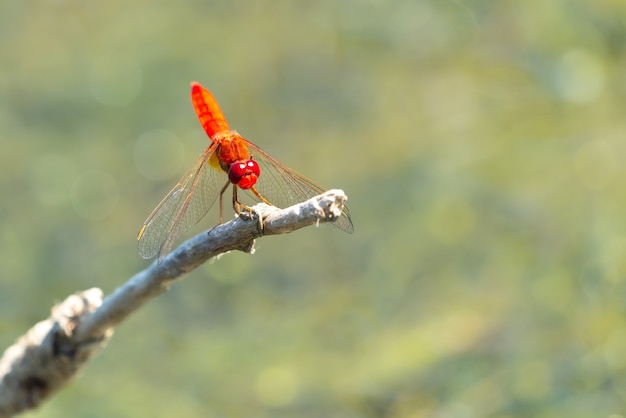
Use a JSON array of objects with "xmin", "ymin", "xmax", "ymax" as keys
[{"xmin": 137, "ymin": 82, "xmax": 353, "ymax": 261}]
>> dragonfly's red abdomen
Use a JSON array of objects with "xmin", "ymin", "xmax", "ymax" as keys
[{"xmin": 191, "ymin": 82, "xmax": 230, "ymax": 138}]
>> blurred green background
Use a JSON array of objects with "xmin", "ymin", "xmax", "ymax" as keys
[{"xmin": 1, "ymin": 0, "xmax": 626, "ymax": 417}]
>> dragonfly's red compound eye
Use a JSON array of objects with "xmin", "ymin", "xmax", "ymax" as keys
[{"xmin": 229, "ymin": 159, "xmax": 260, "ymax": 189}]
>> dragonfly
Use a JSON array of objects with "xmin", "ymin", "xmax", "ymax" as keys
[{"xmin": 137, "ymin": 82, "xmax": 353, "ymax": 261}]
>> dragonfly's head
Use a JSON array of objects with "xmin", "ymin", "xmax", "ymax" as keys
[{"xmin": 229, "ymin": 159, "xmax": 260, "ymax": 189}]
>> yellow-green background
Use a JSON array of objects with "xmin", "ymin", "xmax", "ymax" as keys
[{"xmin": 2, "ymin": 1, "xmax": 625, "ymax": 417}]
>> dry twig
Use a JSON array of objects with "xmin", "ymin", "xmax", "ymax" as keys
[{"xmin": 0, "ymin": 189, "xmax": 349, "ymax": 417}]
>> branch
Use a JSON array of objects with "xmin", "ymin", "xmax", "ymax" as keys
[{"xmin": 0, "ymin": 189, "xmax": 349, "ymax": 417}]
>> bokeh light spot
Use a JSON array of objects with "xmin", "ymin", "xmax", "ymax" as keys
[
  {"xmin": 556, "ymin": 49, "xmax": 606, "ymax": 104},
  {"xmin": 71, "ymin": 170, "xmax": 119, "ymax": 220},
  {"xmin": 134, "ymin": 129, "xmax": 185, "ymax": 181},
  {"xmin": 255, "ymin": 366, "xmax": 299, "ymax": 407}
]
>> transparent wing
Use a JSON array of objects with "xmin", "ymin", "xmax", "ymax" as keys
[
  {"xmin": 245, "ymin": 142, "xmax": 354, "ymax": 233},
  {"xmin": 137, "ymin": 144, "xmax": 226, "ymax": 260}
]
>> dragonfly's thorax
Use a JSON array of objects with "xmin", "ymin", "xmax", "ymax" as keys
[
  {"xmin": 215, "ymin": 132, "xmax": 260, "ymax": 189},
  {"xmin": 215, "ymin": 132, "xmax": 251, "ymax": 173}
]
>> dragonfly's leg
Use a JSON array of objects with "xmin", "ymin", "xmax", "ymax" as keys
[
  {"xmin": 232, "ymin": 185, "xmax": 259, "ymax": 222},
  {"xmin": 250, "ymin": 186, "xmax": 273, "ymax": 206},
  {"xmin": 232, "ymin": 185, "xmax": 241, "ymax": 214},
  {"xmin": 218, "ymin": 180, "xmax": 230, "ymax": 224},
  {"xmin": 235, "ymin": 187, "xmax": 269, "ymax": 233}
]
